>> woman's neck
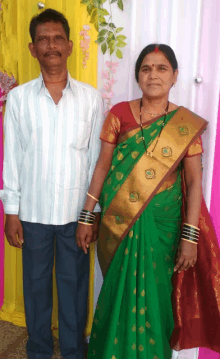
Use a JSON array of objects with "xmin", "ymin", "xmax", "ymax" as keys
[{"xmin": 141, "ymin": 96, "xmax": 169, "ymax": 113}]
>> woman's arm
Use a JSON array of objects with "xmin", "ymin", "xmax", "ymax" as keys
[
  {"xmin": 174, "ymin": 154, "xmax": 202, "ymax": 272},
  {"xmin": 76, "ymin": 140, "xmax": 116, "ymax": 253}
]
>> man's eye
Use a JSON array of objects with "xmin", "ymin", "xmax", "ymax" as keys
[{"xmin": 38, "ymin": 37, "xmax": 47, "ymax": 42}]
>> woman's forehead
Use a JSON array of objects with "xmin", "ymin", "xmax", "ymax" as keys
[{"xmin": 141, "ymin": 51, "xmax": 171, "ymax": 66}]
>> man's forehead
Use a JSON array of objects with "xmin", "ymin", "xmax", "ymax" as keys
[{"xmin": 36, "ymin": 22, "xmax": 66, "ymax": 36}]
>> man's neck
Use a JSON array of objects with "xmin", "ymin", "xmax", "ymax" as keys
[{"xmin": 41, "ymin": 67, "xmax": 68, "ymax": 86}]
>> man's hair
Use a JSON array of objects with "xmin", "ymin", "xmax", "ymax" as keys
[{"xmin": 29, "ymin": 8, "xmax": 70, "ymax": 43}]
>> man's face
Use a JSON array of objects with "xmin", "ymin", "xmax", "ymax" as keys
[{"xmin": 29, "ymin": 22, "xmax": 73, "ymax": 70}]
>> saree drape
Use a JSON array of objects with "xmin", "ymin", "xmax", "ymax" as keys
[
  {"xmin": 89, "ymin": 111, "xmax": 183, "ymax": 359},
  {"xmin": 88, "ymin": 106, "xmax": 220, "ymax": 358},
  {"xmin": 0, "ymin": 0, "xmax": 98, "ymax": 337}
]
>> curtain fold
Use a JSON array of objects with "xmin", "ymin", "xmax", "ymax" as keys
[{"xmin": 0, "ymin": 0, "xmax": 98, "ymax": 338}]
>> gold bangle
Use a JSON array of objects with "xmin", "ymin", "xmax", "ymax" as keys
[
  {"xmin": 181, "ymin": 238, "xmax": 198, "ymax": 245},
  {"xmin": 78, "ymin": 221, "xmax": 93, "ymax": 226},
  {"xmin": 184, "ymin": 223, "xmax": 200, "ymax": 231},
  {"xmin": 87, "ymin": 192, "xmax": 99, "ymax": 202}
]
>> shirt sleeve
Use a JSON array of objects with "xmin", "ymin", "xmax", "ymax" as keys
[
  {"xmin": 0, "ymin": 90, "xmax": 22, "ymax": 214},
  {"xmin": 100, "ymin": 109, "xmax": 121, "ymax": 144},
  {"xmin": 87, "ymin": 91, "xmax": 104, "ymax": 212},
  {"xmin": 184, "ymin": 136, "xmax": 203, "ymax": 157}
]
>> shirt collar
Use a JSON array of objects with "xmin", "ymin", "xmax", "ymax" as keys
[{"xmin": 37, "ymin": 72, "xmax": 74, "ymax": 94}]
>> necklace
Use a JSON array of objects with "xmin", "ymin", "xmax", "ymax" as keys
[
  {"xmin": 139, "ymin": 98, "xmax": 169, "ymax": 158},
  {"xmin": 142, "ymin": 106, "xmax": 167, "ymax": 118},
  {"xmin": 44, "ymin": 79, "xmax": 67, "ymax": 84}
]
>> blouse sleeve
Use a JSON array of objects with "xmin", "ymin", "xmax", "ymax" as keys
[
  {"xmin": 100, "ymin": 108, "xmax": 121, "ymax": 144},
  {"xmin": 184, "ymin": 136, "xmax": 203, "ymax": 157}
]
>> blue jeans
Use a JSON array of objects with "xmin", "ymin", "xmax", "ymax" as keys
[{"xmin": 21, "ymin": 221, "xmax": 89, "ymax": 359}]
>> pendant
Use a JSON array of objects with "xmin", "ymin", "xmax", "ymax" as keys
[{"xmin": 146, "ymin": 151, "xmax": 153, "ymax": 158}]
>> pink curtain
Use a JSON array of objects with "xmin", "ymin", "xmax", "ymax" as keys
[
  {"xmin": 0, "ymin": 87, "xmax": 4, "ymax": 309},
  {"xmin": 198, "ymin": 96, "xmax": 220, "ymax": 359}
]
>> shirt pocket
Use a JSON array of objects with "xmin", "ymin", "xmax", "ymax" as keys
[{"xmin": 72, "ymin": 120, "xmax": 92, "ymax": 150}]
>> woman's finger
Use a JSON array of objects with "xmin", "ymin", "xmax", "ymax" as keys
[
  {"xmin": 175, "ymin": 259, "xmax": 188, "ymax": 273},
  {"xmin": 174, "ymin": 256, "xmax": 185, "ymax": 272}
]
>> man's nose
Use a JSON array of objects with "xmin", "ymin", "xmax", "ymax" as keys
[{"xmin": 47, "ymin": 37, "xmax": 57, "ymax": 48}]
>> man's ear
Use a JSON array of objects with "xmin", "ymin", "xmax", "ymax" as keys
[
  {"xmin": 28, "ymin": 43, "xmax": 37, "ymax": 58},
  {"xmin": 68, "ymin": 40, "xmax": 73, "ymax": 57}
]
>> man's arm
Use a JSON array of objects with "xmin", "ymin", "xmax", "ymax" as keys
[
  {"xmin": 0, "ymin": 90, "xmax": 24, "ymax": 248},
  {"xmin": 87, "ymin": 91, "xmax": 104, "ymax": 213}
]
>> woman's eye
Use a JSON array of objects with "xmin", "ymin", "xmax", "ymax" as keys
[{"xmin": 159, "ymin": 67, "xmax": 166, "ymax": 71}]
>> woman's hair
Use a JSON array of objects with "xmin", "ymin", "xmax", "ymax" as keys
[
  {"xmin": 135, "ymin": 44, "xmax": 178, "ymax": 82},
  {"xmin": 29, "ymin": 8, "xmax": 70, "ymax": 43}
]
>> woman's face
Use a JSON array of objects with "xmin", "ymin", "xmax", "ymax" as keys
[{"xmin": 138, "ymin": 51, "xmax": 178, "ymax": 99}]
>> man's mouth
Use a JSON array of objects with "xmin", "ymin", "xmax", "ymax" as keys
[{"xmin": 45, "ymin": 52, "xmax": 61, "ymax": 57}]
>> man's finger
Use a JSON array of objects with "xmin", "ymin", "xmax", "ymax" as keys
[{"xmin": 8, "ymin": 235, "xmax": 22, "ymax": 249}]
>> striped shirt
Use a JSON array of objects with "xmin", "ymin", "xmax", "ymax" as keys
[{"xmin": 0, "ymin": 73, "xmax": 103, "ymax": 225}]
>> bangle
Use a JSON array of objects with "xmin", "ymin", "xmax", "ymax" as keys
[
  {"xmin": 182, "ymin": 238, "xmax": 198, "ymax": 245},
  {"xmin": 181, "ymin": 235, "xmax": 198, "ymax": 243},
  {"xmin": 87, "ymin": 192, "xmax": 99, "ymax": 202},
  {"xmin": 184, "ymin": 223, "xmax": 200, "ymax": 231},
  {"xmin": 78, "ymin": 221, "xmax": 93, "ymax": 226}
]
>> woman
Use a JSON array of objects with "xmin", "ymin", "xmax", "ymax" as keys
[{"xmin": 77, "ymin": 44, "xmax": 220, "ymax": 358}]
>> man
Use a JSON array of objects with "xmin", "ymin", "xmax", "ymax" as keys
[{"xmin": 0, "ymin": 8, "xmax": 103, "ymax": 359}]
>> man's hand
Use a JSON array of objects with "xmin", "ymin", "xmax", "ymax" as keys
[
  {"xmin": 5, "ymin": 214, "xmax": 24, "ymax": 249},
  {"xmin": 174, "ymin": 239, "xmax": 197, "ymax": 272}
]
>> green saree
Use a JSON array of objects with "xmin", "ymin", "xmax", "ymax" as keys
[{"xmin": 88, "ymin": 112, "xmax": 183, "ymax": 359}]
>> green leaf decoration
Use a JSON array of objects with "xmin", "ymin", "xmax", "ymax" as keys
[
  {"xmin": 99, "ymin": 29, "xmax": 108, "ymax": 36},
  {"xmin": 87, "ymin": 3, "xmax": 95, "ymax": 15},
  {"xmin": 116, "ymin": 49, "xmax": 123, "ymax": 58},
  {"xmin": 116, "ymin": 35, "xmax": 126, "ymax": 41},
  {"xmin": 109, "ymin": 23, "xmax": 116, "ymax": 28},
  {"xmin": 97, "ymin": 8, "xmax": 110, "ymax": 16},
  {"xmin": 100, "ymin": 22, "xmax": 108, "ymax": 27},
  {"xmin": 117, "ymin": 0, "xmax": 123, "ymax": 10},
  {"xmin": 116, "ymin": 41, "xmax": 127, "ymax": 47},
  {"xmin": 81, "ymin": 0, "xmax": 126, "ymax": 58},
  {"xmin": 101, "ymin": 42, "xmax": 107, "ymax": 54},
  {"xmin": 116, "ymin": 27, "xmax": 124, "ymax": 33},
  {"xmin": 90, "ymin": 9, "xmax": 98, "ymax": 23},
  {"xmin": 95, "ymin": 36, "xmax": 105, "ymax": 44},
  {"xmin": 109, "ymin": 40, "xmax": 116, "ymax": 55}
]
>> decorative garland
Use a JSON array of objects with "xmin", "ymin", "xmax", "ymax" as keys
[
  {"xmin": 81, "ymin": 0, "xmax": 127, "ymax": 59},
  {"xmin": 102, "ymin": 61, "xmax": 119, "ymax": 115},
  {"xmin": 80, "ymin": 25, "xmax": 91, "ymax": 68}
]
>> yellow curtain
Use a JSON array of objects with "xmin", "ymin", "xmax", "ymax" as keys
[{"xmin": 0, "ymin": 0, "xmax": 97, "ymax": 338}]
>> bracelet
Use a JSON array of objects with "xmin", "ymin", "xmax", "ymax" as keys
[
  {"xmin": 78, "ymin": 221, "xmax": 93, "ymax": 226},
  {"xmin": 78, "ymin": 209, "xmax": 96, "ymax": 225},
  {"xmin": 184, "ymin": 223, "xmax": 200, "ymax": 231},
  {"xmin": 182, "ymin": 238, "xmax": 198, "ymax": 245},
  {"xmin": 87, "ymin": 192, "xmax": 99, "ymax": 202},
  {"xmin": 181, "ymin": 234, "xmax": 198, "ymax": 243},
  {"xmin": 182, "ymin": 230, "xmax": 199, "ymax": 239}
]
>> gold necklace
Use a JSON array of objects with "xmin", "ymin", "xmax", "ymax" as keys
[
  {"xmin": 140, "ymin": 99, "xmax": 169, "ymax": 157},
  {"xmin": 142, "ymin": 105, "xmax": 167, "ymax": 118}
]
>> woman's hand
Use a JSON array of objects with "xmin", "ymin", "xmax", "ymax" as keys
[
  {"xmin": 76, "ymin": 223, "xmax": 93, "ymax": 254},
  {"xmin": 174, "ymin": 239, "xmax": 197, "ymax": 272}
]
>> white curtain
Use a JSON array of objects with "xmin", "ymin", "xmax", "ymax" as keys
[{"xmin": 95, "ymin": 1, "xmax": 220, "ymax": 358}]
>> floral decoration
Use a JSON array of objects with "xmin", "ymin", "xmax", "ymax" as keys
[
  {"xmin": 0, "ymin": 72, "xmax": 17, "ymax": 113},
  {"xmin": 79, "ymin": 25, "xmax": 91, "ymax": 68},
  {"xmin": 102, "ymin": 61, "xmax": 119, "ymax": 116}
]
